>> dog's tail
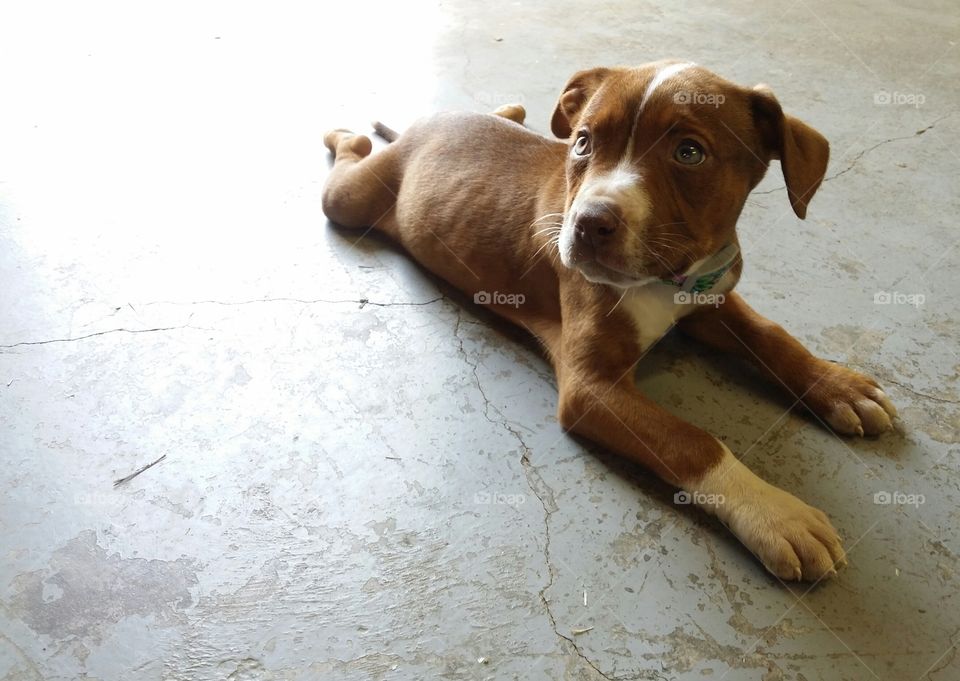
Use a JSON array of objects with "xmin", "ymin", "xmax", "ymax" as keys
[{"xmin": 372, "ymin": 121, "xmax": 400, "ymax": 143}]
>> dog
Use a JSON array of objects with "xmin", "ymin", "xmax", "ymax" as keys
[{"xmin": 321, "ymin": 61, "xmax": 898, "ymax": 582}]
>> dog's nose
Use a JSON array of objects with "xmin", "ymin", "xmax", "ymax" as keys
[{"xmin": 573, "ymin": 206, "xmax": 618, "ymax": 247}]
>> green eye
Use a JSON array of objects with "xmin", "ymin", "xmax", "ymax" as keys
[{"xmin": 674, "ymin": 140, "xmax": 705, "ymax": 165}]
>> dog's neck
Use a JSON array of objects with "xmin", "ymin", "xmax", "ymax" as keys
[{"xmin": 659, "ymin": 242, "xmax": 740, "ymax": 294}]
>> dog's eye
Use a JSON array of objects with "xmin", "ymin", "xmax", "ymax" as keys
[
  {"xmin": 674, "ymin": 140, "xmax": 705, "ymax": 165},
  {"xmin": 573, "ymin": 132, "xmax": 592, "ymax": 156}
]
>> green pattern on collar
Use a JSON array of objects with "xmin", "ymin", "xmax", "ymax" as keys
[{"xmin": 659, "ymin": 243, "xmax": 740, "ymax": 293}]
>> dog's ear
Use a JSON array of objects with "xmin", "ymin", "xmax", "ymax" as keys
[
  {"xmin": 551, "ymin": 67, "xmax": 611, "ymax": 139},
  {"xmin": 750, "ymin": 85, "xmax": 830, "ymax": 219}
]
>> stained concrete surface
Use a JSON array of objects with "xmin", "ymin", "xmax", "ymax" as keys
[{"xmin": 0, "ymin": 1, "xmax": 958, "ymax": 679}]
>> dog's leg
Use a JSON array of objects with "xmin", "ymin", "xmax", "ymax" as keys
[
  {"xmin": 322, "ymin": 129, "xmax": 398, "ymax": 231},
  {"xmin": 556, "ymin": 368, "xmax": 846, "ymax": 581},
  {"xmin": 549, "ymin": 290, "xmax": 845, "ymax": 582},
  {"xmin": 491, "ymin": 104, "xmax": 526, "ymax": 125},
  {"xmin": 677, "ymin": 292, "xmax": 897, "ymax": 436}
]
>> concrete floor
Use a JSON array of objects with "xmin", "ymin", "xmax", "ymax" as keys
[{"xmin": 1, "ymin": 1, "xmax": 958, "ymax": 679}]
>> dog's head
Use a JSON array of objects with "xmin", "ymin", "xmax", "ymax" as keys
[{"xmin": 551, "ymin": 61, "xmax": 829, "ymax": 287}]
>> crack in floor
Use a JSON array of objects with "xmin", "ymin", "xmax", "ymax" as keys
[
  {"xmin": 1, "ymin": 296, "xmax": 443, "ymax": 349},
  {"xmin": 843, "ymin": 363, "xmax": 960, "ymax": 405},
  {"xmin": 139, "ymin": 296, "xmax": 444, "ymax": 309},
  {"xmin": 754, "ymin": 111, "xmax": 957, "ymax": 195},
  {"xmin": 0, "ymin": 324, "xmax": 200, "ymax": 349},
  {"xmin": 873, "ymin": 376, "xmax": 960, "ymax": 405},
  {"xmin": 451, "ymin": 307, "xmax": 614, "ymax": 681}
]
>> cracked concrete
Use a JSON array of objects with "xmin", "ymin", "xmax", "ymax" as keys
[
  {"xmin": 1, "ymin": 1, "xmax": 959, "ymax": 680},
  {"xmin": 0, "ymin": 326, "xmax": 202, "ymax": 349},
  {"xmin": 754, "ymin": 112, "xmax": 958, "ymax": 194}
]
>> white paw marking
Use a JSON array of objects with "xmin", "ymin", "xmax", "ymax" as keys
[{"xmin": 690, "ymin": 445, "xmax": 846, "ymax": 581}]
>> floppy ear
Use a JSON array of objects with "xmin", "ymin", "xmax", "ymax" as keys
[
  {"xmin": 550, "ymin": 67, "xmax": 611, "ymax": 139},
  {"xmin": 750, "ymin": 85, "xmax": 830, "ymax": 219}
]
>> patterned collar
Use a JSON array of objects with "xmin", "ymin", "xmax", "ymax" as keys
[{"xmin": 659, "ymin": 242, "xmax": 741, "ymax": 294}]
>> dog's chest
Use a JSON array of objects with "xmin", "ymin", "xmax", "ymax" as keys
[
  {"xmin": 620, "ymin": 270, "xmax": 737, "ymax": 352},
  {"xmin": 620, "ymin": 285, "xmax": 690, "ymax": 351}
]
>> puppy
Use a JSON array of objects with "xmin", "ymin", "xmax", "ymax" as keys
[{"xmin": 321, "ymin": 61, "xmax": 897, "ymax": 581}]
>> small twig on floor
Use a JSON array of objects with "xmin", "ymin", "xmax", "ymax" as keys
[
  {"xmin": 385, "ymin": 455, "xmax": 402, "ymax": 460},
  {"xmin": 113, "ymin": 454, "xmax": 167, "ymax": 487}
]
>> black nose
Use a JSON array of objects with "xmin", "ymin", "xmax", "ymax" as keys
[{"xmin": 574, "ymin": 207, "xmax": 618, "ymax": 247}]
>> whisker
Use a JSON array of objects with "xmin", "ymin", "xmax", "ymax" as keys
[
  {"xmin": 519, "ymin": 231, "xmax": 562, "ymax": 279},
  {"xmin": 647, "ymin": 221, "xmax": 689, "ymax": 230},
  {"xmin": 643, "ymin": 223, "xmax": 696, "ymax": 275},
  {"xmin": 526, "ymin": 235, "xmax": 557, "ymax": 264},
  {"xmin": 530, "ymin": 212, "xmax": 565, "ymax": 227},
  {"xmin": 532, "ymin": 212, "xmax": 565, "ymax": 222},
  {"xmin": 636, "ymin": 240, "xmax": 677, "ymax": 274},
  {"xmin": 647, "ymin": 238, "xmax": 697, "ymax": 262},
  {"xmin": 606, "ymin": 288, "xmax": 629, "ymax": 317}
]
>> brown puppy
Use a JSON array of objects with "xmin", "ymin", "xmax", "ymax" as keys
[{"xmin": 322, "ymin": 61, "xmax": 897, "ymax": 582}]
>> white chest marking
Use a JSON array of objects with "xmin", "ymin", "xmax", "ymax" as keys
[
  {"xmin": 621, "ymin": 284, "xmax": 691, "ymax": 351},
  {"xmin": 620, "ymin": 267, "xmax": 737, "ymax": 352}
]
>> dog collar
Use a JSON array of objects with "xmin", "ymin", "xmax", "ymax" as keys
[{"xmin": 660, "ymin": 242, "xmax": 740, "ymax": 294}]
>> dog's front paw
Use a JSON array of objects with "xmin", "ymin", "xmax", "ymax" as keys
[
  {"xmin": 695, "ymin": 448, "xmax": 846, "ymax": 582},
  {"xmin": 723, "ymin": 484, "xmax": 846, "ymax": 582},
  {"xmin": 801, "ymin": 362, "xmax": 898, "ymax": 436}
]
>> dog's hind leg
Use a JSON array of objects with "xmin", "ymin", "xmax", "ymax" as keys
[
  {"xmin": 491, "ymin": 104, "xmax": 526, "ymax": 125},
  {"xmin": 322, "ymin": 129, "xmax": 398, "ymax": 231}
]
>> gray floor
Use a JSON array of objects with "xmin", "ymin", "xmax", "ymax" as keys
[{"xmin": 1, "ymin": 2, "xmax": 958, "ymax": 680}]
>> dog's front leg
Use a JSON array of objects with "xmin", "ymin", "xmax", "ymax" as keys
[
  {"xmin": 677, "ymin": 292, "xmax": 897, "ymax": 436},
  {"xmin": 556, "ymin": 370, "xmax": 846, "ymax": 581}
]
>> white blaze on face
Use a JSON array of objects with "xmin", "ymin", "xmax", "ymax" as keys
[
  {"xmin": 641, "ymin": 61, "xmax": 696, "ymax": 109},
  {"xmin": 558, "ymin": 159, "xmax": 652, "ymax": 269}
]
